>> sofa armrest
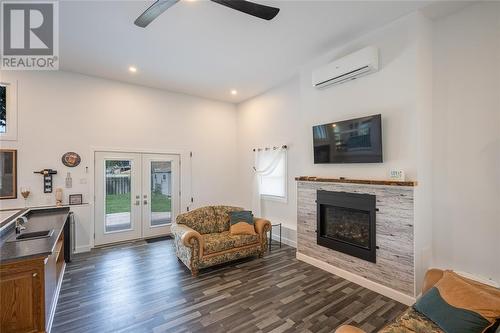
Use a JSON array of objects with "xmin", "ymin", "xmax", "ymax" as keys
[
  {"xmin": 254, "ymin": 218, "xmax": 271, "ymax": 238},
  {"xmin": 335, "ymin": 325, "xmax": 366, "ymax": 333},
  {"xmin": 171, "ymin": 223, "xmax": 204, "ymax": 259},
  {"xmin": 422, "ymin": 268, "xmax": 444, "ymax": 295}
]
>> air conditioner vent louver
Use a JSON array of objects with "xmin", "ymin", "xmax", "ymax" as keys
[
  {"xmin": 312, "ymin": 47, "xmax": 379, "ymax": 89},
  {"xmin": 314, "ymin": 65, "xmax": 370, "ymax": 87}
]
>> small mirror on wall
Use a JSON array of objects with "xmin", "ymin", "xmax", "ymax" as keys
[{"xmin": 0, "ymin": 149, "xmax": 17, "ymax": 199}]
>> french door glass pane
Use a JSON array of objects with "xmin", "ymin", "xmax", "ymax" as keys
[
  {"xmin": 105, "ymin": 160, "xmax": 132, "ymax": 232},
  {"xmin": 150, "ymin": 161, "xmax": 172, "ymax": 226}
]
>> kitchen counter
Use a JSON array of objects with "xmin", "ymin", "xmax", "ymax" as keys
[
  {"xmin": 1, "ymin": 206, "xmax": 71, "ymax": 332},
  {"xmin": 0, "ymin": 207, "xmax": 70, "ymax": 264},
  {"xmin": 0, "ymin": 208, "xmax": 27, "ymax": 231}
]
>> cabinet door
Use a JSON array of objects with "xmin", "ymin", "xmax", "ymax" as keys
[{"xmin": 1, "ymin": 261, "xmax": 45, "ymax": 333}]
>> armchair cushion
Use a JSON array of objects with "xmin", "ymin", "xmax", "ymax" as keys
[
  {"xmin": 413, "ymin": 270, "xmax": 500, "ymax": 333},
  {"xmin": 202, "ymin": 231, "xmax": 259, "ymax": 256}
]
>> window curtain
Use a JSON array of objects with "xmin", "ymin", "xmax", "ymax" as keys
[{"xmin": 252, "ymin": 147, "xmax": 286, "ymax": 217}]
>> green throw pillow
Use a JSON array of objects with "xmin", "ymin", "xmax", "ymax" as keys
[
  {"xmin": 229, "ymin": 210, "xmax": 254, "ymax": 225},
  {"xmin": 229, "ymin": 211, "xmax": 255, "ymax": 235},
  {"xmin": 414, "ymin": 287, "xmax": 491, "ymax": 333}
]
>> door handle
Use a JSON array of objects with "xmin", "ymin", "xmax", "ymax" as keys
[
  {"xmin": 143, "ymin": 200, "xmax": 148, "ymax": 205},
  {"xmin": 135, "ymin": 200, "xmax": 140, "ymax": 206}
]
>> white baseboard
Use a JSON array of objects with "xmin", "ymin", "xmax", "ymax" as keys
[
  {"xmin": 296, "ymin": 252, "xmax": 415, "ymax": 306},
  {"xmin": 74, "ymin": 245, "xmax": 91, "ymax": 253},
  {"xmin": 269, "ymin": 225, "xmax": 297, "ymax": 248},
  {"xmin": 271, "ymin": 234, "xmax": 297, "ymax": 248}
]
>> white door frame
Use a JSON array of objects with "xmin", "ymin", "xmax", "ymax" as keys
[
  {"xmin": 91, "ymin": 147, "xmax": 184, "ymax": 248},
  {"xmin": 94, "ymin": 151, "xmax": 143, "ymax": 246}
]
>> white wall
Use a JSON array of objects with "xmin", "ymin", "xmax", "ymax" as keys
[
  {"xmin": 1, "ymin": 2, "xmax": 498, "ymax": 285},
  {"xmin": 237, "ymin": 2, "xmax": 500, "ymax": 284},
  {"xmin": 413, "ymin": 13, "xmax": 434, "ymax": 295},
  {"xmin": 236, "ymin": 78, "xmax": 301, "ymax": 246},
  {"xmin": 431, "ymin": 2, "xmax": 500, "ymax": 283},
  {"xmin": 297, "ymin": 13, "xmax": 421, "ymax": 181},
  {"xmin": 237, "ymin": 13, "xmax": 426, "ymax": 247},
  {"xmin": 0, "ymin": 71, "xmax": 239, "ymax": 251}
]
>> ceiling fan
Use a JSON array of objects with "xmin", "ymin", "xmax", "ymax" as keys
[{"xmin": 134, "ymin": 0, "xmax": 280, "ymax": 28}]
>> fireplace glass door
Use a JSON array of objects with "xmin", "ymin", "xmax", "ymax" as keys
[
  {"xmin": 316, "ymin": 190, "xmax": 376, "ymax": 263},
  {"xmin": 321, "ymin": 206, "xmax": 370, "ymax": 249}
]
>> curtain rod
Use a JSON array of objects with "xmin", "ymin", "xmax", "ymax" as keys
[{"xmin": 252, "ymin": 145, "xmax": 287, "ymax": 152}]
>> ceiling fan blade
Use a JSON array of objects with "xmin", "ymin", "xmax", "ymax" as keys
[
  {"xmin": 134, "ymin": 0, "xmax": 180, "ymax": 28},
  {"xmin": 210, "ymin": 0, "xmax": 279, "ymax": 20}
]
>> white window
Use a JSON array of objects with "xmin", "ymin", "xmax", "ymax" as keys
[
  {"xmin": 0, "ymin": 81, "xmax": 18, "ymax": 141},
  {"xmin": 255, "ymin": 148, "xmax": 287, "ymax": 201}
]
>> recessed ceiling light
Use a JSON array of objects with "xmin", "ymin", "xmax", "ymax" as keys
[
  {"xmin": 129, "ymin": 66, "xmax": 137, "ymax": 73},
  {"xmin": 231, "ymin": 90, "xmax": 238, "ymax": 95}
]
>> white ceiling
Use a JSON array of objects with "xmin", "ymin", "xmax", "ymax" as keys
[{"xmin": 60, "ymin": 0, "xmax": 453, "ymax": 103}]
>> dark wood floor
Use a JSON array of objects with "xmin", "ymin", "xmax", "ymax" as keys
[{"xmin": 52, "ymin": 238, "xmax": 407, "ymax": 333}]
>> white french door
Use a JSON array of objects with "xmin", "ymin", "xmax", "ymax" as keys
[
  {"xmin": 94, "ymin": 152, "xmax": 180, "ymax": 246},
  {"xmin": 141, "ymin": 153, "xmax": 179, "ymax": 238}
]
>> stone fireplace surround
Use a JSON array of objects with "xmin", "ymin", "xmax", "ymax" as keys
[{"xmin": 296, "ymin": 177, "xmax": 417, "ymax": 305}]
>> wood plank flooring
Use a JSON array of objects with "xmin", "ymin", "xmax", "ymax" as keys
[{"xmin": 52, "ymin": 238, "xmax": 407, "ymax": 333}]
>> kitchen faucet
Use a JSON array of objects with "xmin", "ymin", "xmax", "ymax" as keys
[{"xmin": 15, "ymin": 216, "xmax": 28, "ymax": 234}]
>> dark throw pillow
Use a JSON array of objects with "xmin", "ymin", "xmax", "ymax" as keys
[{"xmin": 229, "ymin": 210, "xmax": 256, "ymax": 235}]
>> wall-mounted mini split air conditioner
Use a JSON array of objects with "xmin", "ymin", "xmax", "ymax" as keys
[{"xmin": 312, "ymin": 46, "xmax": 379, "ymax": 88}]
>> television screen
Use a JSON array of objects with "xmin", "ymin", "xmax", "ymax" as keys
[{"xmin": 313, "ymin": 114, "xmax": 383, "ymax": 163}]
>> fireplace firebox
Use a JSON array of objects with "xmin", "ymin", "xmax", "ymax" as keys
[{"xmin": 317, "ymin": 190, "xmax": 376, "ymax": 263}]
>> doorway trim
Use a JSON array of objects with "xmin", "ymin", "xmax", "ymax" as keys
[{"xmin": 90, "ymin": 147, "xmax": 186, "ymax": 249}]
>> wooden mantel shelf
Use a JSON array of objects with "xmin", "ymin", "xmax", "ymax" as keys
[{"xmin": 295, "ymin": 176, "xmax": 417, "ymax": 187}]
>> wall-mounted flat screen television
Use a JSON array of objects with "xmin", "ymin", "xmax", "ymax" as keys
[{"xmin": 313, "ymin": 114, "xmax": 383, "ymax": 164}]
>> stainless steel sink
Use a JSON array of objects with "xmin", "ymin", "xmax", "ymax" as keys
[{"xmin": 8, "ymin": 229, "xmax": 54, "ymax": 242}]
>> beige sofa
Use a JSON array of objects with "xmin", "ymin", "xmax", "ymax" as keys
[{"xmin": 171, "ymin": 206, "xmax": 271, "ymax": 276}]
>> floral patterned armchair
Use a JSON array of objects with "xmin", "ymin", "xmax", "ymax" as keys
[
  {"xmin": 171, "ymin": 206, "xmax": 271, "ymax": 276},
  {"xmin": 335, "ymin": 269, "xmax": 499, "ymax": 333}
]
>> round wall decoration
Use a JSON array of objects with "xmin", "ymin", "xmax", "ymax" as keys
[{"xmin": 61, "ymin": 152, "xmax": 81, "ymax": 167}]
